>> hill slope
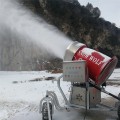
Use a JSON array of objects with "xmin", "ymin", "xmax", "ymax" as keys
[{"xmin": 20, "ymin": 0, "xmax": 120, "ymax": 67}]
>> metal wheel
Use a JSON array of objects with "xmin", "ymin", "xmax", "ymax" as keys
[
  {"xmin": 118, "ymin": 105, "xmax": 120, "ymax": 120},
  {"xmin": 42, "ymin": 102, "xmax": 52, "ymax": 120}
]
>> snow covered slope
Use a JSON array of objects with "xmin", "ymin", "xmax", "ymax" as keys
[{"xmin": 0, "ymin": 69, "xmax": 120, "ymax": 120}]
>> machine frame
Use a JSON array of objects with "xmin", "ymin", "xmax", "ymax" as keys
[{"xmin": 39, "ymin": 60, "xmax": 120, "ymax": 120}]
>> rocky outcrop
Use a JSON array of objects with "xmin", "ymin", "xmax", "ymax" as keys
[{"xmin": 20, "ymin": 0, "xmax": 120, "ymax": 67}]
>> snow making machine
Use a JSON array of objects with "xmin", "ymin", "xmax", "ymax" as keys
[{"xmin": 39, "ymin": 41, "xmax": 120, "ymax": 120}]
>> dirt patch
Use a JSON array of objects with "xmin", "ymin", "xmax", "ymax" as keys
[
  {"xmin": 107, "ymin": 81, "xmax": 120, "ymax": 86},
  {"xmin": 44, "ymin": 77, "xmax": 56, "ymax": 80},
  {"xmin": 12, "ymin": 78, "xmax": 43, "ymax": 84},
  {"xmin": 12, "ymin": 76, "xmax": 56, "ymax": 84},
  {"xmin": 29, "ymin": 78, "xmax": 42, "ymax": 82},
  {"xmin": 51, "ymin": 69, "xmax": 63, "ymax": 73}
]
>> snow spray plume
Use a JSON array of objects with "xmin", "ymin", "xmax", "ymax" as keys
[{"xmin": 0, "ymin": 0, "xmax": 72, "ymax": 59}]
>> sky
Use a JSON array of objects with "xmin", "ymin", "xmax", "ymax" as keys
[{"xmin": 78, "ymin": 0, "xmax": 120, "ymax": 28}]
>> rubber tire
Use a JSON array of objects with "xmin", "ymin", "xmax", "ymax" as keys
[
  {"xmin": 118, "ymin": 105, "xmax": 120, "ymax": 120},
  {"xmin": 42, "ymin": 102, "xmax": 52, "ymax": 120}
]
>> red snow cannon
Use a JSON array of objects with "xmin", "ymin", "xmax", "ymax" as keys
[{"xmin": 64, "ymin": 41, "xmax": 118, "ymax": 85}]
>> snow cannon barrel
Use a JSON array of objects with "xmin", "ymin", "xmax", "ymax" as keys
[{"xmin": 64, "ymin": 41, "xmax": 118, "ymax": 85}]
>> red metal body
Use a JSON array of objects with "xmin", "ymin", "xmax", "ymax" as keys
[{"xmin": 72, "ymin": 46, "xmax": 117, "ymax": 85}]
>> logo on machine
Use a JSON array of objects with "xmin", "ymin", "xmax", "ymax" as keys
[
  {"xmin": 89, "ymin": 55, "xmax": 102, "ymax": 65},
  {"xmin": 78, "ymin": 50, "xmax": 103, "ymax": 66}
]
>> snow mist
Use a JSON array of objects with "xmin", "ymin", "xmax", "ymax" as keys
[{"xmin": 0, "ymin": 0, "xmax": 72, "ymax": 59}]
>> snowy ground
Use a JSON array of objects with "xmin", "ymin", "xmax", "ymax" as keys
[{"xmin": 0, "ymin": 69, "xmax": 120, "ymax": 120}]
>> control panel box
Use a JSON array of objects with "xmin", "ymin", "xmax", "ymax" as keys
[{"xmin": 63, "ymin": 60, "xmax": 86, "ymax": 82}]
